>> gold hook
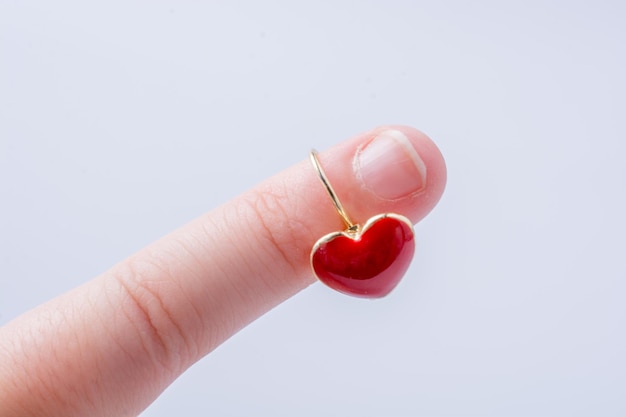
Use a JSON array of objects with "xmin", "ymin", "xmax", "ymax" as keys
[{"xmin": 310, "ymin": 150, "xmax": 357, "ymax": 232}]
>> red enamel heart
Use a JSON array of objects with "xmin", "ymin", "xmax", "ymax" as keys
[{"xmin": 311, "ymin": 214, "xmax": 415, "ymax": 298}]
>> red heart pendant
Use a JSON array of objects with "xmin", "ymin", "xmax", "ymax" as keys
[{"xmin": 311, "ymin": 213, "xmax": 415, "ymax": 298}]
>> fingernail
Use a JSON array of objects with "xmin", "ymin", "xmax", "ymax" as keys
[{"xmin": 355, "ymin": 130, "xmax": 427, "ymax": 200}]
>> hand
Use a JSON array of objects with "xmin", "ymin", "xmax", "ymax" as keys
[{"xmin": 0, "ymin": 126, "xmax": 446, "ymax": 417}]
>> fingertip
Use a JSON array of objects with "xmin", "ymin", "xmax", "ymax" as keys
[
  {"xmin": 390, "ymin": 125, "xmax": 447, "ymax": 223},
  {"xmin": 323, "ymin": 125, "xmax": 447, "ymax": 225}
]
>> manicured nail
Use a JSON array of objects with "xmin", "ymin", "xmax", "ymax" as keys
[{"xmin": 355, "ymin": 130, "xmax": 427, "ymax": 200}]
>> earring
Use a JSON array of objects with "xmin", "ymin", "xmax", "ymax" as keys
[{"xmin": 309, "ymin": 150, "xmax": 415, "ymax": 298}]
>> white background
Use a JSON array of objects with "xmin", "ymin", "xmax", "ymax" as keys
[{"xmin": 1, "ymin": 1, "xmax": 625, "ymax": 416}]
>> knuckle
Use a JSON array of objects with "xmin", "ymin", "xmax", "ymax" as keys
[
  {"xmin": 111, "ymin": 257, "xmax": 194, "ymax": 374},
  {"xmin": 239, "ymin": 185, "xmax": 311, "ymax": 277}
]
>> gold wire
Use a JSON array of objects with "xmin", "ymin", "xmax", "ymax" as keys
[{"xmin": 310, "ymin": 150, "xmax": 356, "ymax": 231}]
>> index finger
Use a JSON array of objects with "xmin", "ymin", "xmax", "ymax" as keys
[{"xmin": 0, "ymin": 126, "xmax": 446, "ymax": 417}]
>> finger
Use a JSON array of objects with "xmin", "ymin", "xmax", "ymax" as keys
[{"xmin": 0, "ymin": 126, "xmax": 446, "ymax": 417}]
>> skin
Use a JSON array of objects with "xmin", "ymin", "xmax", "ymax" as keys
[{"xmin": 0, "ymin": 126, "xmax": 447, "ymax": 417}]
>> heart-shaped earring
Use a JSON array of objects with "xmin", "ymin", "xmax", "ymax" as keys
[{"xmin": 309, "ymin": 150, "xmax": 415, "ymax": 298}]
